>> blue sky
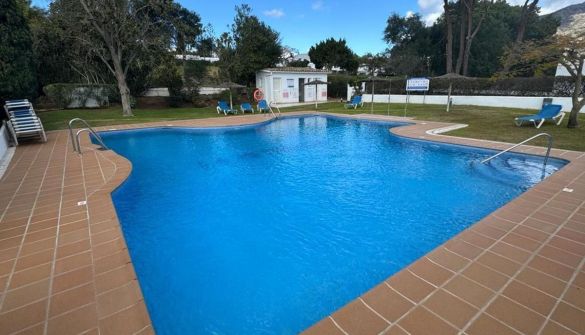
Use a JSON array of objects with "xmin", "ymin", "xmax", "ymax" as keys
[{"xmin": 31, "ymin": 0, "xmax": 583, "ymax": 55}]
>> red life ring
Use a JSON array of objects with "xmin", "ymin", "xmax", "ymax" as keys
[{"xmin": 253, "ymin": 89, "xmax": 264, "ymax": 101}]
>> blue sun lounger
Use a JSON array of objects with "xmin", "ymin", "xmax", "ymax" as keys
[
  {"xmin": 240, "ymin": 102, "xmax": 254, "ymax": 114},
  {"xmin": 3, "ymin": 99, "xmax": 47, "ymax": 145},
  {"xmin": 344, "ymin": 95, "xmax": 363, "ymax": 109},
  {"xmin": 514, "ymin": 104, "xmax": 564, "ymax": 129},
  {"xmin": 257, "ymin": 100, "xmax": 270, "ymax": 113},
  {"xmin": 216, "ymin": 100, "xmax": 237, "ymax": 115}
]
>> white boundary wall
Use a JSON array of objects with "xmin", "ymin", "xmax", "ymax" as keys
[
  {"xmin": 360, "ymin": 94, "xmax": 584, "ymax": 113},
  {"xmin": 0, "ymin": 123, "xmax": 9, "ymax": 159},
  {"xmin": 0, "ymin": 123, "xmax": 14, "ymax": 179}
]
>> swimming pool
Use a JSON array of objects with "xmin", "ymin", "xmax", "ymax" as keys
[{"xmin": 99, "ymin": 115, "xmax": 566, "ymax": 335}]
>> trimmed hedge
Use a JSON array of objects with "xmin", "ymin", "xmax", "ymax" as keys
[
  {"xmin": 363, "ymin": 77, "xmax": 561, "ymax": 97},
  {"xmin": 333, "ymin": 76, "xmax": 571, "ymax": 97},
  {"xmin": 43, "ymin": 83, "xmax": 118, "ymax": 109}
]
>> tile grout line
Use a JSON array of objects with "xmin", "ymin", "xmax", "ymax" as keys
[
  {"xmin": 536, "ymin": 248, "xmax": 585, "ymax": 334},
  {"xmin": 80, "ymin": 148, "xmax": 102, "ymax": 329},
  {"xmin": 327, "ymin": 316, "xmax": 349, "ymax": 335},
  {"xmin": 42, "ymin": 133, "xmax": 69, "ymax": 335},
  {"xmin": 0, "ymin": 135, "xmax": 59, "ymax": 311},
  {"xmin": 0, "ymin": 144, "xmax": 43, "ymax": 223},
  {"xmin": 425, "ymin": 251, "xmax": 585, "ymax": 315},
  {"xmin": 458, "ymin": 170, "xmax": 585, "ymax": 335},
  {"xmin": 378, "ymin": 174, "xmax": 577, "ymax": 334}
]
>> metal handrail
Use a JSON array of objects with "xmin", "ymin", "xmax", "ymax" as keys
[
  {"xmin": 481, "ymin": 133, "xmax": 553, "ymax": 169},
  {"xmin": 68, "ymin": 118, "xmax": 108, "ymax": 153},
  {"xmin": 269, "ymin": 101, "xmax": 281, "ymax": 118}
]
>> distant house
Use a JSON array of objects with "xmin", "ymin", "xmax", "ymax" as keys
[{"xmin": 256, "ymin": 67, "xmax": 329, "ymax": 104}]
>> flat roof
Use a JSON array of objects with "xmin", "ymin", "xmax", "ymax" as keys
[{"xmin": 259, "ymin": 67, "xmax": 330, "ymax": 74}]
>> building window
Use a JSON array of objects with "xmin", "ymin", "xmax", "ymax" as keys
[{"xmin": 287, "ymin": 79, "xmax": 295, "ymax": 88}]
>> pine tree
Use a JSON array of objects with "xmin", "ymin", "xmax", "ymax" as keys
[{"xmin": 0, "ymin": 0, "xmax": 37, "ymax": 101}]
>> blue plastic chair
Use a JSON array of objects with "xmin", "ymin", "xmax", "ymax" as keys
[
  {"xmin": 514, "ymin": 104, "xmax": 564, "ymax": 128},
  {"xmin": 216, "ymin": 100, "xmax": 237, "ymax": 115},
  {"xmin": 344, "ymin": 95, "xmax": 363, "ymax": 109},
  {"xmin": 240, "ymin": 102, "xmax": 254, "ymax": 114},
  {"xmin": 257, "ymin": 100, "xmax": 270, "ymax": 113}
]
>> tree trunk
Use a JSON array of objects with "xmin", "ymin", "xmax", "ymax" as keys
[
  {"xmin": 444, "ymin": 0, "xmax": 454, "ymax": 74},
  {"xmin": 462, "ymin": 0, "xmax": 473, "ymax": 76},
  {"xmin": 112, "ymin": 58, "xmax": 133, "ymax": 117},
  {"xmin": 181, "ymin": 34, "xmax": 187, "ymax": 84},
  {"xmin": 502, "ymin": 0, "xmax": 538, "ymax": 74},
  {"xmin": 568, "ymin": 65, "xmax": 583, "ymax": 128},
  {"xmin": 455, "ymin": 1, "xmax": 467, "ymax": 74}
]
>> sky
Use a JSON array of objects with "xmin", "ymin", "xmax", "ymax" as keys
[{"xmin": 31, "ymin": 0, "xmax": 584, "ymax": 56}]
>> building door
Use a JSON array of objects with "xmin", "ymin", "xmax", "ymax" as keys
[
  {"xmin": 298, "ymin": 78, "xmax": 305, "ymax": 102},
  {"xmin": 273, "ymin": 77, "xmax": 282, "ymax": 103}
]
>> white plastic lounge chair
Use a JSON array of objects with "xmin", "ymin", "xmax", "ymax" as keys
[{"xmin": 3, "ymin": 99, "xmax": 47, "ymax": 145}]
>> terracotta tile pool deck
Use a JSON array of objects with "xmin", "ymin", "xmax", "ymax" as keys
[{"xmin": 0, "ymin": 112, "xmax": 584, "ymax": 335}]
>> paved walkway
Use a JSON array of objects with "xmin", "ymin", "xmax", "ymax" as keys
[{"xmin": 0, "ymin": 113, "xmax": 583, "ymax": 335}]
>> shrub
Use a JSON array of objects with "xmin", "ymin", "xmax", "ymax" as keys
[
  {"xmin": 43, "ymin": 83, "xmax": 117, "ymax": 109},
  {"xmin": 167, "ymin": 95, "xmax": 182, "ymax": 108},
  {"xmin": 328, "ymin": 74, "xmax": 368, "ymax": 99}
]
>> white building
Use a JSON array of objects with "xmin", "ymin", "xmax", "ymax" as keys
[{"xmin": 256, "ymin": 68, "xmax": 330, "ymax": 104}]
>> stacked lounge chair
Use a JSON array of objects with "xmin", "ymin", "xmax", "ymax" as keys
[{"xmin": 3, "ymin": 99, "xmax": 47, "ymax": 145}]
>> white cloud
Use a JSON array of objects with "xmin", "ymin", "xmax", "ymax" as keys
[
  {"xmin": 417, "ymin": 0, "xmax": 443, "ymax": 26},
  {"xmin": 416, "ymin": 0, "xmax": 585, "ymax": 26},
  {"xmin": 406, "ymin": 10, "xmax": 415, "ymax": 18},
  {"xmin": 263, "ymin": 8, "xmax": 285, "ymax": 18},
  {"xmin": 312, "ymin": 1, "xmax": 324, "ymax": 11}
]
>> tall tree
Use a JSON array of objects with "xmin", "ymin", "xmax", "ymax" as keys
[
  {"xmin": 55, "ymin": 0, "xmax": 172, "ymax": 116},
  {"xmin": 443, "ymin": 0, "xmax": 454, "ymax": 74},
  {"xmin": 196, "ymin": 24, "xmax": 215, "ymax": 57},
  {"xmin": 215, "ymin": 32, "xmax": 236, "ymax": 83},
  {"xmin": 502, "ymin": 31, "xmax": 584, "ymax": 128},
  {"xmin": 227, "ymin": 4, "xmax": 282, "ymax": 85},
  {"xmin": 383, "ymin": 13, "xmax": 435, "ymax": 76},
  {"xmin": 308, "ymin": 38, "xmax": 358, "ymax": 72},
  {"xmin": 168, "ymin": 4, "xmax": 202, "ymax": 82},
  {"xmin": 459, "ymin": 0, "xmax": 492, "ymax": 76},
  {"xmin": 0, "ymin": 0, "xmax": 37, "ymax": 101},
  {"xmin": 501, "ymin": 0, "xmax": 539, "ymax": 74}
]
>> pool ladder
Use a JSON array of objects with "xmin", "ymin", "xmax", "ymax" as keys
[
  {"xmin": 481, "ymin": 133, "xmax": 553, "ymax": 170},
  {"xmin": 68, "ymin": 118, "xmax": 108, "ymax": 154},
  {"xmin": 268, "ymin": 101, "xmax": 281, "ymax": 118}
]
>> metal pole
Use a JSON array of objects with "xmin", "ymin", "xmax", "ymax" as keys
[
  {"xmin": 229, "ymin": 89, "xmax": 233, "ymax": 110},
  {"xmin": 315, "ymin": 85, "xmax": 318, "ymax": 109},
  {"xmin": 371, "ymin": 79, "xmax": 375, "ymax": 114},
  {"xmin": 447, "ymin": 82, "xmax": 452, "ymax": 112},
  {"xmin": 404, "ymin": 92, "xmax": 409, "ymax": 117},
  {"xmin": 387, "ymin": 86, "xmax": 391, "ymax": 116}
]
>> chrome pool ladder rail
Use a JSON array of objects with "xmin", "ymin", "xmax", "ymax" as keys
[
  {"xmin": 481, "ymin": 133, "xmax": 553, "ymax": 169},
  {"xmin": 269, "ymin": 101, "xmax": 281, "ymax": 118},
  {"xmin": 68, "ymin": 118, "xmax": 109, "ymax": 153}
]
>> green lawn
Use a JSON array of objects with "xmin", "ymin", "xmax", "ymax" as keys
[{"xmin": 38, "ymin": 102, "xmax": 585, "ymax": 151}]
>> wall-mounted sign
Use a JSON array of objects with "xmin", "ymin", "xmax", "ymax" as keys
[{"xmin": 406, "ymin": 77, "xmax": 430, "ymax": 92}]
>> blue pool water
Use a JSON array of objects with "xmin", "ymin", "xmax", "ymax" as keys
[{"xmin": 100, "ymin": 116, "xmax": 566, "ymax": 335}]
